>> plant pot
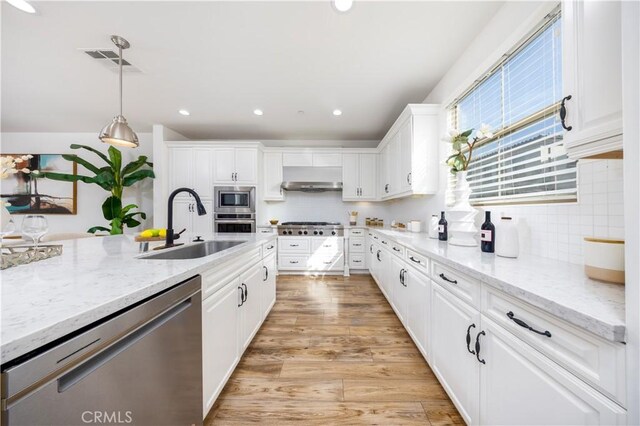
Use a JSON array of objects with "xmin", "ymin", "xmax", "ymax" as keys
[{"xmin": 448, "ymin": 171, "xmax": 478, "ymax": 247}]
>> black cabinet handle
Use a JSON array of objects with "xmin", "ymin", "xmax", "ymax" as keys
[
  {"xmin": 400, "ymin": 269, "xmax": 407, "ymax": 287},
  {"xmin": 560, "ymin": 95, "xmax": 572, "ymax": 131},
  {"xmin": 373, "ymin": 236, "xmax": 378, "ymax": 240},
  {"xmin": 475, "ymin": 331, "xmax": 486, "ymax": 364},
  {"xmin": 238, "ymin": 286, "xmax": 244, "ymax": 306},
  {"xmin": 263, "ymin": 265, "xmax": 268, "ymax": 281},
  {"xmin": 466, "ymin": 324, "xmax": 476, "ymax": 355},
  {"xmin": 439, "ymin": 273, "xmax": 457, "ymax": 284},
  {"xmin": 353, "ymin": 243, "xmax": 362, "ymax": 247},
  {"xmin": 507, "ymin": 311, "xmax": 552, "ymax": 338},
  {"xmin": 376, "ymin": 250, "xmax": 381, "ymax": 262},
  {"xmin": 381, "ymin": 241, "xmax": 388, "ymax": 245},
  {"xmin": 290, "ymin": 244, "xmax": 299, "ymax": 247},
  {"xmin": 399, "ymin": 268, "xmax": 404, "ymax": 285},
  {"xmin": 242, "ymin": 283, "xmax": 248, "ymax": 300},
  {"xmin": 393, "ymin": 247, "xmax": 401, "ymax": 252},
  {"xmin": 409, "ymin": 256, "xmax": 421, "ymax": 264},
  {"xmin": 267, "ymin": 245, "xmax": 274, "ymax": 249},
  {"xmin": 290, "ymin": 260, "xmax": 299, "ymax": 264},
  {"xmin": 407, "ymin": 172, "xmax": 411, "ymax": 185},
  {"xmin": 370, "ymin": 244, "xmax": 374, "ymax": 254}
]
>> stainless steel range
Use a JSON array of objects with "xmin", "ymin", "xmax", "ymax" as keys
[{"xmin": 278, "ymin": 222, "xmax": 344, "ymax": 236}]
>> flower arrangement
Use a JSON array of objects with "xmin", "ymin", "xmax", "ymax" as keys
[
  {"xmin": 1, "ymin": 155, "xmax": 39, "ymax": 180},
  {"xmin": 445, "ymin": 124, "xmax": 493, "ymax": 173}
]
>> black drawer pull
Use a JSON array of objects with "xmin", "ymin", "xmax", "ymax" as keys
[
  {"xmin": 393, "ymin": 247, "xmax": 401, "ymax": 252},
  {"xmin": 439, "ymin": 273, "xmax": 457, "ymax": 284},
  {"xmin": 466, "ymin": 324, "xmax": 476, "ymax": 355},
  {"xmin": 290, "ymin": 244, "xmax": 299, "ymax": 247},
  {"xmin": 290, "ymin": 261, "xmax": 299, "ymax": 264},
  {"xmin": 507, "ymin": 311, "xmax": 552, "ymax": 337},
  {"xmin": 376, "ymin": 250, "xmax": 381, "ymax": 262},
  {"xmin": 559, "ymin": 95, "xmax": 572, "ymax": 131},
  {"xmin": 475, "ymin": 331, "xmax": 486, "ymax": 364},
  {"xmin": 267, "ymin": 245, "xmax": 274, "ymax": 249},
  {"xmin": 353, "ymin": 243, "xmax": 362, "ymax": 247},
  {"xmin": 409, "ymin": 256, "xmax": 421, "ymax": 264},
  {"xmin": 381, "ymin": 241, "xmax": 388, "ymax": 245}
]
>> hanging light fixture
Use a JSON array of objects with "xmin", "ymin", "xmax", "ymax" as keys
[{"xmin": 99, "ymin": 35, "xmax": 139, "ymax": 148}]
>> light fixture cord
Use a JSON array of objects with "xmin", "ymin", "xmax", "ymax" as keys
[{"xmin": 118, "ymin": 44, "xmax": 123, "ymax": 116}]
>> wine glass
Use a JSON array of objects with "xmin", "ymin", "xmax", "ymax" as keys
[{"xmin": 22, "ymin": 215, "xmax": 48, "ymax": 251}]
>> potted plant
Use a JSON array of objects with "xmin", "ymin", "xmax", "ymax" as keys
[
  {"xmin": 41, "ymin": 144, "xmax": 154, "ymax": 235},
  {"xmin": 445, "ymin": 124, "xmax": 493, "ymax": 247}
]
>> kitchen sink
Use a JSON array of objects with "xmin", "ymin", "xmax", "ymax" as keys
[{"xmin": 141, "ymin": 240, "xmax": 245, "ymax": 260}]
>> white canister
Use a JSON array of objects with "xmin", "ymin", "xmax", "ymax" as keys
[
  {"xmin": 410, "ymin": 220, "xmax": 422, "ymax": 233},
  {"xmin": 584, "ymin": 238, "xmax": 625, "ymax": 284},
  {"xmin": 428, "ymin": 215, "xmax": 439, "ymax": 239},
  {"xmin": 495, "ymin": 217, "xmax": 519, "ymax": 258}
]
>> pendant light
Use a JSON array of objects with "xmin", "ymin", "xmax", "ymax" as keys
[{"xmin": 99, "ymin": 35, "xmax": 139, "ymax": 148}]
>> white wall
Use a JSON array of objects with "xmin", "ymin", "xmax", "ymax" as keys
[{"xmin": 0, "ymin": 132, "xmax": 153, "ymax": 234}]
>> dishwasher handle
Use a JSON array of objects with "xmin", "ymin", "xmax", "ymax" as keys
[{"xmin": 57, "ymin": 298, "xmax": 192, "ymax": 393}]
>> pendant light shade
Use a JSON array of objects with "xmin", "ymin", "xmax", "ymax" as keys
[{"xmin": 99, "ymin": 35, "xmax": 139, "ymax": 148}]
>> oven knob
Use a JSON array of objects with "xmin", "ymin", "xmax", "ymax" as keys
[
  {"xmin": 298, "ymin": 230, "xmax": 303, "ymax": 235},
  {"xmin": 303, "ymin": 231, "xmax": 308, "ymax": 235},
  {"xmin": 332, "ymin": 231, "xmax": 336, "ymax": 236},
  {"xmin": 288, "ymin": 231, "xmax": 293, "ymax": 235},
  {"xmin": 313, "ymin": 231, "xmax": 318, "ymax": 235},
  {"xmin": 319, "ymin": 231, "xmax": 324, "ymax": 235}
]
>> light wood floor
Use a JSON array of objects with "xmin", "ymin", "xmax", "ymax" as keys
[{"xmin": 205, "ymin": 274, "xmax": 463, "ymax": 425}]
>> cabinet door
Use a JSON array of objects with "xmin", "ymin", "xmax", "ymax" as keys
[
  {"xmin": 563, "ymin": 0, "xmax": 623, "ymax": 157},
  {"xmin": 380, "ymin": 146, "xmax": 390, "ymax": 197},
  {"xmin": 213, "ymin": 148, "xmax": 236, "ymax": 184},
  {"xmin": 202, "ymin": 280, "xmax": 241, "ymax": 416},
  {"xmin": 192, "ymin": 199, "xmax": 213, "ymax": 236},
  {"xmin": 399, "ymin": 118, "xmax": 413, "ymax": 193},
  {"xmin": 313, "ymin": 153, "xmax": 342, "ymax": 167},
  {"xmin": 388, "ymin": 134, "xmax": 402, "ymax": 196},
  {"xmin": 192, "ymin": 148, "xmax": 213, "ymax": 198},
  {"xmin": 171, "ymin": 200, "xmax": 193, "ymax": 234},
  {"xmin": 169, "ymin": 147, "xmax": 193, "ymax": 195},
  {"xmin": 239, "ymin": 263, "xmax": 263, "ymax": 351},
  {"xmin": 404, "ymin": 266, "xmax": 430, "ymax": 359},
  {"xmin": 431, "ymin": 283, "xmax": 480, "ymax": 425},
  {"xmin": 263, "ymin": 152, "xmax": 284, "ymax": 200},
  {"xmin": 480, "ymin": 317, "xmax": 626, "ymax": 426},
  {"xmin": 342, "ymin": 153, "xmax": 360, "ymax": 200},
  {"xmin": 235, "ymin": 148, "xmax": 258, "ymax": 184},
  {"xmin": 359, "ymin": 154, "xmax": 378, "ymax": 200},
  {"xmin": 261, "ymin": 254, "xmax": 277, "ymax": 320},
  {"xmin": 390, "ymin": 256, "xmax": 406, "ymax": 321}
]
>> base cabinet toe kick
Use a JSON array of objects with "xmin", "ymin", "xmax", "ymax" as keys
[{"xmin": 366, "ymin": 229, "xmax": 627, "ymax": 425}]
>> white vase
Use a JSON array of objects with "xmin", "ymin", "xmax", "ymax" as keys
[
  {"xmin": 448, "ymin": 171, "xmax": 478, "ymax": 247},
  {"xmin": 496, "ymin": 217, "xmax": 519, "ymax": 258}
]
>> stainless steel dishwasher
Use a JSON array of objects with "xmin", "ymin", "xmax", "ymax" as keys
[{"xmin": 1, "ymin": 276, "xmax": 202, "ymax": 426}]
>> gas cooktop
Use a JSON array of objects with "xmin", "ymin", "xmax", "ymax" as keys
[
  {"xmin": 278, "ymin": 222, "xmax": 344, "ymax": 236},
  {"xmin": 281, "ymin": 222, "xmax": 341, "ymax": 226}
]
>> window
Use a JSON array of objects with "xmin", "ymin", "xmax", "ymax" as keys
[{"xmin": 449, "ymin": 9, "xmax": 576, "ymax": 206}]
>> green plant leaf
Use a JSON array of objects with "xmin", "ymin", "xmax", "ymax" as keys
[
  {"xmin": 40, "ymin": 171, "xmax": 100, "ymax": 184},
  {"xmin": 110, "ymin": 217, "xmax": 123, "ymax": 235},
  {"xmin": 123, "ymin": 169, "xmax": 155, "ymax": 187},
  {"xmin": 121, "ymin": 203, "xmax": 139, "ymax": 215},
  {"xmin": 87, "ymin": 226, "xmax": 110, "ymax": 234},
  {"xmin": 122, "ymin": 156, "xmax": 150, "ymax": 176},
  {"xmin": 61, "ymin": 154, "xmax": 102, "ymax": 175},
  {"xmin": 107, "ymin": 146, "xmax": 122, "ymax": 174},
  {"xmin": 102, "ymin": 196, "xmax": 122, "ymax": 221},
  {"xmin": 124, "ymin": 211, "xmax": 146, "ymax": 221},
  {"xmin": 460, "ymin": 129, "xmax": 473, "ymax": 138},
  {"xmin": 124, "ymin": 218, "xmax": 142, "ymax": 228},
  {"xmin": 70, "ymin": 144, "xmax": 112, "ymax": 166}
]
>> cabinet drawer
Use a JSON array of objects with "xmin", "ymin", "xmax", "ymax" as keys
[
  {"xmin": 350, "ymin": 228, "xmax": 365, "ymax": 237},
  {"xmin": 349, "ymin": 253, "xmax": 366, "ymax": 269},
  {"xmin": 201, "ymin": 247, "xmax": 261, "ymax": 300},
  {"xmin": 278, "ymin": 237, "xmax": 310, "ymax": 253},
  {"xmin": 406, "ymin": 249, "xmax": 429, "ymax": 273},
  {"xmin": 308, "ymin": 253, "xmax": 344, "ymax": 271},
  {"xmin": 432, "ymin": 261, "xmax": 479, "ymax": 307},
  {"xmin": 389, "ymin": 242, "xmax": 405, "ymax": 258},
  {"xmin": 482, "ymin": 287, "xmax": 626, "ymax": 405},
  {"xmin": 278, "ymin": 255, "xmax": 309, "ymax": 269},
  {"xmin": 349, "ymin": 237, "xmax": 365, "ymax": 253},
  {"xmin": 257, "ymin": 227, "xmax": 275, "ymax": 235},
  {"xmin": 311, "ymin": 237, "xmax": 344, "ymax": 253},
  {"xmin": 262, "ymin": 240, "xmax": 277, "ymax": 257}
]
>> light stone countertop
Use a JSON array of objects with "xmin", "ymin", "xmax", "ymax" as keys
[
  {"xmin": 362, "ymin": 227, "xmax": 625, "ymax": 343},
  {"xmin": 1, "ymin": 233, "xmax": 276, "ymax": 364}
]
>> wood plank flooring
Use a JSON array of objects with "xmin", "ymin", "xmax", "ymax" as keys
[{"xmin": 205, "ymin": 274, "xmax": 463, "ymax": 425}]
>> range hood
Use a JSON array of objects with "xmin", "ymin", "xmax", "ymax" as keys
[{"xmin": 280, "ymin": 181, "xmax": 343, "ymax": 193}]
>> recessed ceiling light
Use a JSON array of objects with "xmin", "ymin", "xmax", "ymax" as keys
[
  {"xmin": 178, "ymin": 109, "xmax": 190, "ymax": 116},
  {"xmin": 254, "ymin": 109, "xmax": 264, "ymax": 116},
  {"xmin": 333, "ymin": 109, "xmax": 343, "ymax": 116},
  {"xmin": 6, "ymin": 0, "xmax": 35, "ymax": 13},
  {"xmin": 333, "ymin": 0, "xmax": 353, "ymax": 13}
]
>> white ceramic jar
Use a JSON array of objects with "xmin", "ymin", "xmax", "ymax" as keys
[
  {"xmin": 495, "ymin": 217, "xmax": 519, "ymax": 258},
  {"xmin": 584, "ymin": 237, "xmax": 625, "ymax": 283}
]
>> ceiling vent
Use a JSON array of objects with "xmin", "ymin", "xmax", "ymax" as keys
[{"xmin": 79, "ymin": 48, "xmax": 142, "ymax": 73}]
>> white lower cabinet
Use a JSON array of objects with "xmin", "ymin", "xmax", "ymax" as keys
[
  {"xmin": 479, "ymin": 317, "xmax": 626, "ymax": 425},
  {"xmin": 431, "ymin": 282, "xmax": 481, "ymax": 425},
  {"xmin": 403, "ymin": 265, "xmax": 430, "ymax": 360},
  {"xmin": 238, "ymin": 263, "xmax": 263, "ymax": 351},
  {"xmin": 202, "ymin": 278, "xmax": 241, "ymax": 416},
  {"xmin": 390, "ymin": 256, "xmax": 408, "ymax": 323},
  {"xmin": 277, "ymin": 236, "xmax": 345, "ymax": 273},
  {"xmin": 261, "ymin": 254, "xmax": 277, "ymax": 320}
]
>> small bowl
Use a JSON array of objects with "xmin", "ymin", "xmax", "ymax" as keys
[{"xmin": 269, "ymin": 219, "xmax": 279, "ymax": 225}]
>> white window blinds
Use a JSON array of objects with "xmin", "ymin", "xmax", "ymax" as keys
[{"xmin": 450, "ymin": 10, "xmax": 576, "ymax": 206}]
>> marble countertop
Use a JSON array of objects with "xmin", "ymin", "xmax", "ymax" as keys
[
  {"xmin": 1, "ymin": 233, "xmax": 276, "ymax": 364},
  {"xmin": 364, "ymin": 227, "xmax": 625, "ymax": 343}
]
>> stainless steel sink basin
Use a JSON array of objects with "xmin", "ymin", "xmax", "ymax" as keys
[{"xmin": 141, "ymin": 240, "xmax": 245, "ymax": 260}]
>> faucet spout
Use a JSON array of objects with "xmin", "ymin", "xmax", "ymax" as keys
[{"xmin": 166, "ymin": 188, "xmax": 207, "ymax": 247}]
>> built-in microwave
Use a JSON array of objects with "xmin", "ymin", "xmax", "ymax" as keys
[{"xmin": 214, "ymin": 186, "xmax": 256, "ymax": 214}]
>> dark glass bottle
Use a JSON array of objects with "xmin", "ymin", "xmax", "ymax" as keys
[
  {"xmin": 438, "ymin": 211, "xmax": 448, "ymax": 241},
  {"xmin": 480, "ymin": 211, "xmax": 495, "ymax": 253}
]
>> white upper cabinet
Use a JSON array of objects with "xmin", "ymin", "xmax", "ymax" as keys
[
  {"xmin": 282, "ymin": 152, "xmax": 313, "ymax": 167},
  {"xmin": 263, "ymin": 152, "xmax": 284, "ymax": 201},
  {"xmin": 562, "ymin": 0, "xmax": 623, "ymax": 159},
  {"xmin": 312, "ymin": 153, "xmax": 342, "ymax": 167},
  {"xmin": 169, "ymin": 146, "xmax": 213, "ymax": 199},
  {"xmin": 379, "ymin": 104, "xmax": 439, "ymax": 200},
  {"xmin": 342, "ymin": 153, "xmax": 377, "ymax": 201},
  {"xmin": 213, "ymin": 147, "xmax": 258, "ymax": 185}
]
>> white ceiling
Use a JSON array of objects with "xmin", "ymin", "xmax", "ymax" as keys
[{"xmin": 1, "ymin": 1, "xmax": 503, "ymax": 141}]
